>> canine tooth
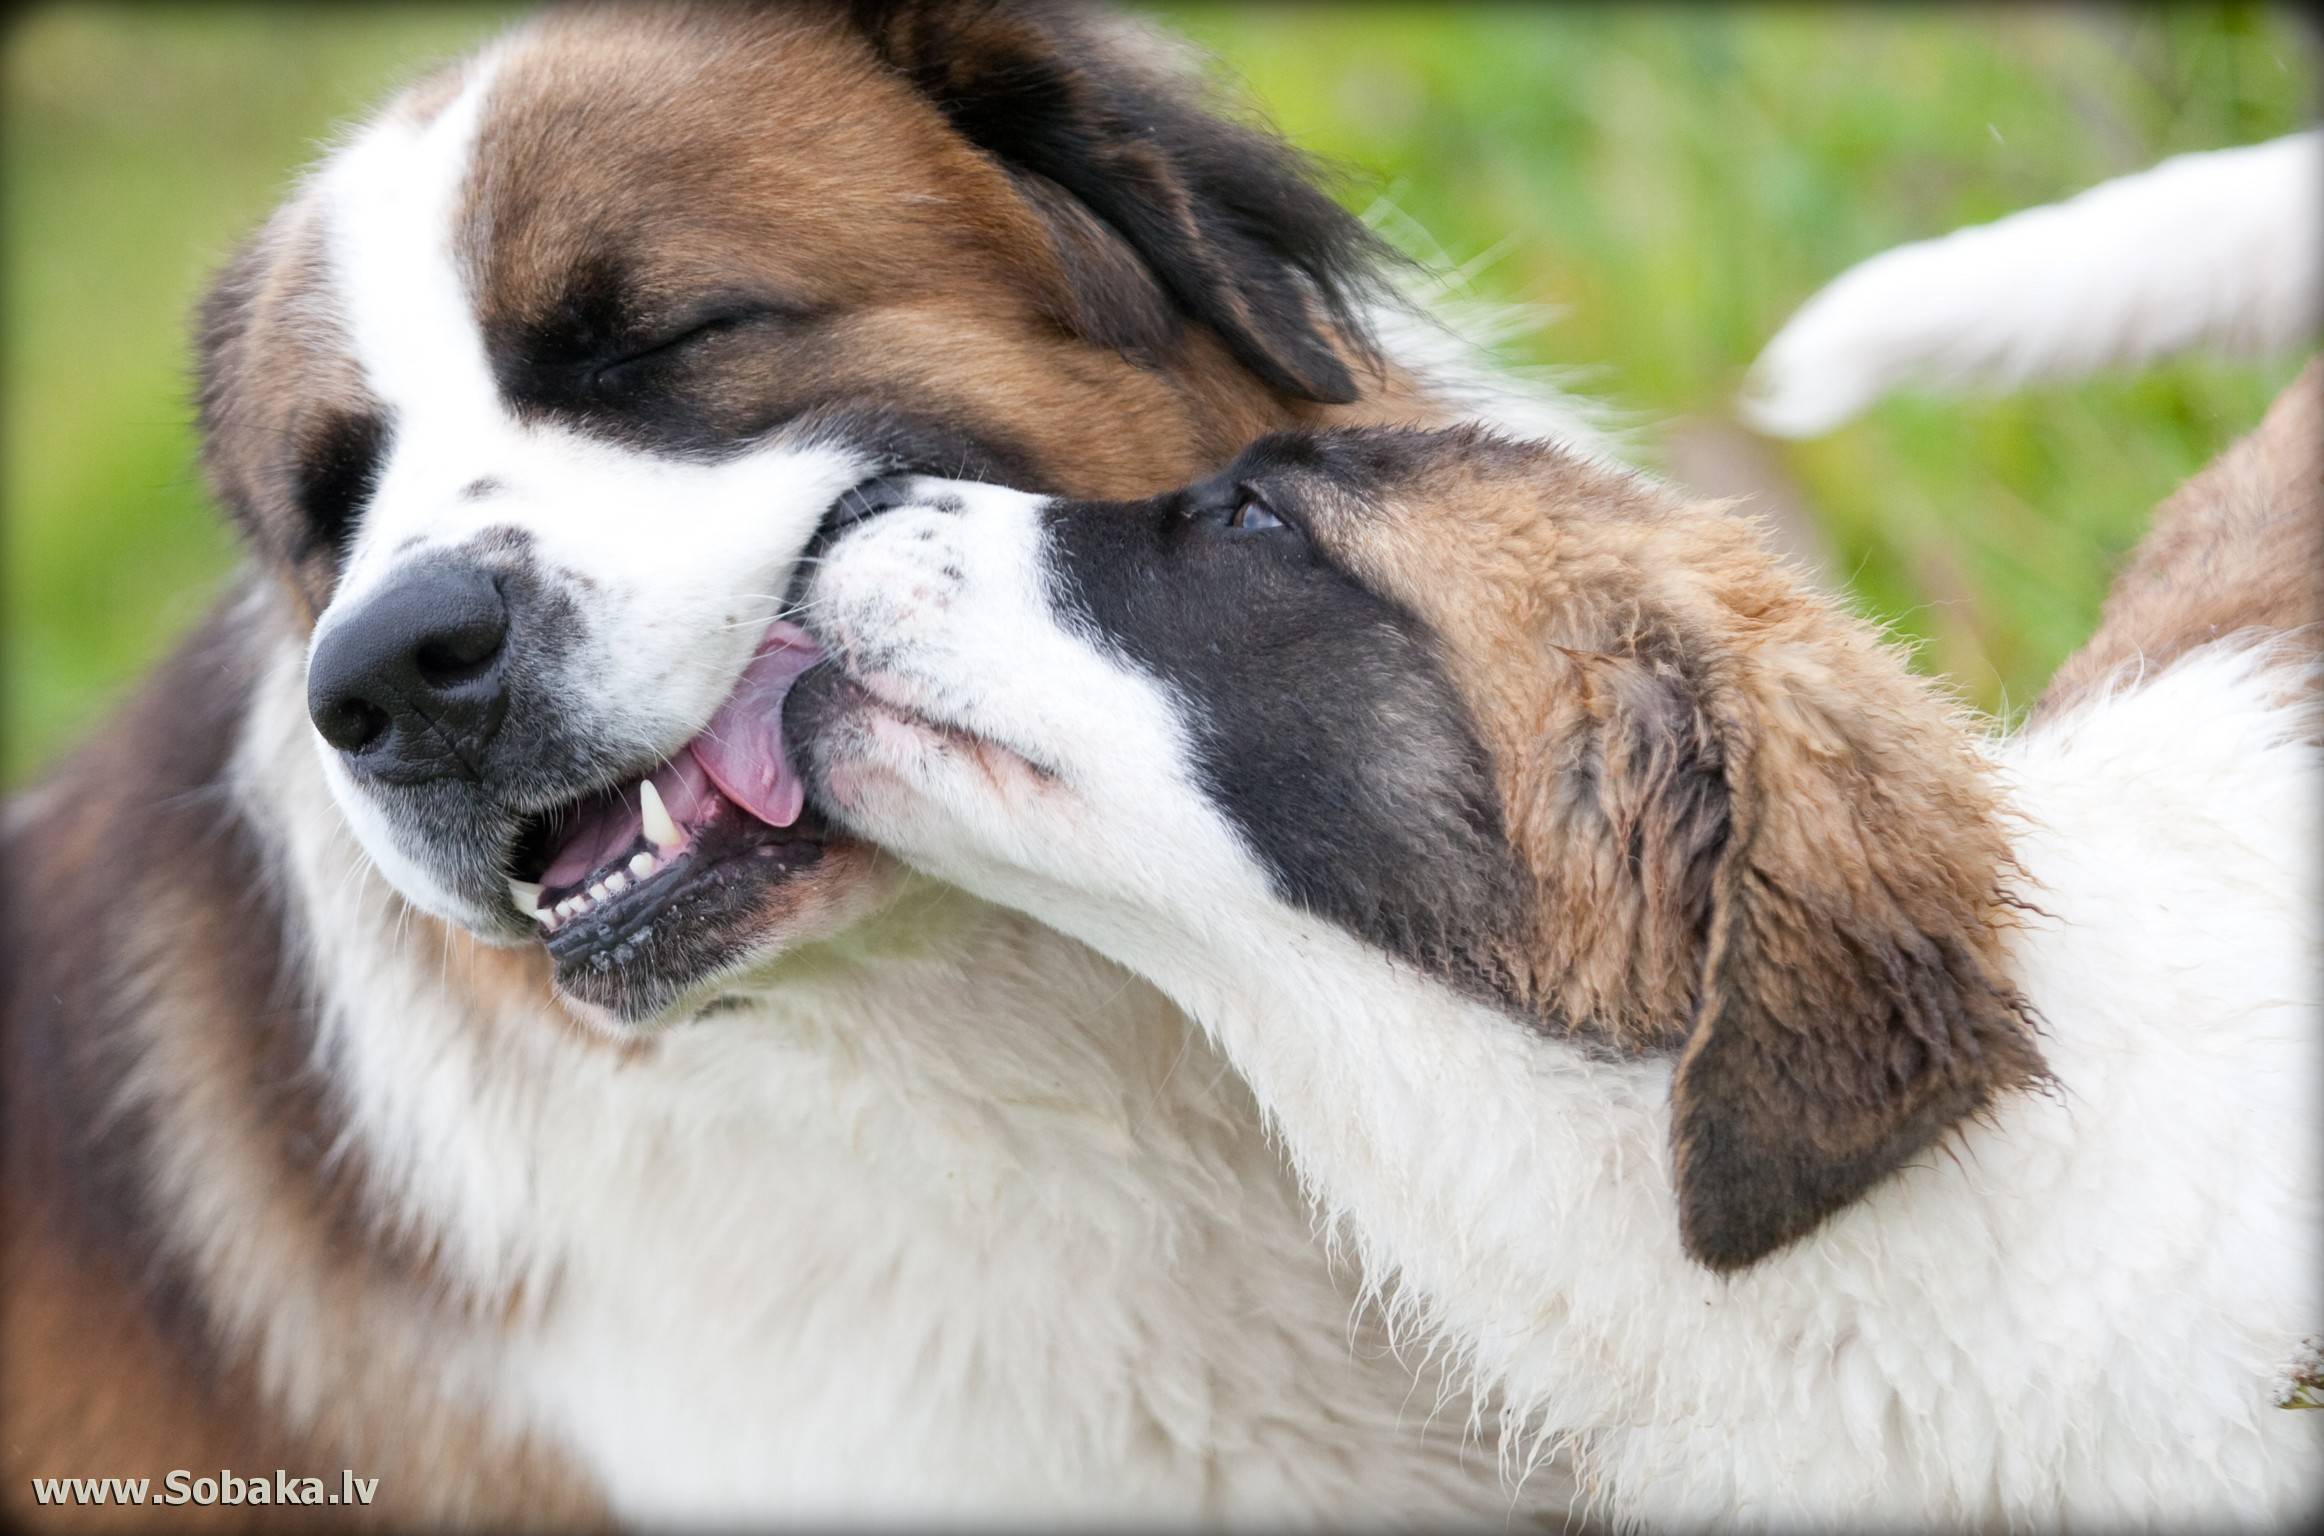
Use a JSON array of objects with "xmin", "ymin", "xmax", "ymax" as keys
[
  {"xmin": 589, "ymin": 882, "xmax": 609, "ymax": 902},
  {"xmin": 604, "ymin": 873, "xmax": 628, "ymax": 896},
  {"xmin": 507, "ymin": 878, "xmax": 543, "ymax": 917},
  {"xmin": 639, "ymin": 779, "xmax": 683, "ymax": 850},
  {"xmin": 629, "ymin": 852, "xmax": 656, "ymax": 879}
]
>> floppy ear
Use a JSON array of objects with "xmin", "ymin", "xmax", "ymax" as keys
[
  {"xmin": 1578, "ymin": 595, "xmax": 2047, "ymax": 1272},
  {"xmin": 848, "ymin": 0, "xmax": 1383, "ymax": 403},
  {"xmin": 193, "ymin": 232, "xmax": 270, "ymax": 551}
]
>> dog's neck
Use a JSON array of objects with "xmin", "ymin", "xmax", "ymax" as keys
[
  {"xmin": 1036, "ymin": 884, "xmax": 1713, "ymax": 1430},
  {"xmin": 1028, "ymin": 640, "xmax": 2324, "ymax": 1524}
]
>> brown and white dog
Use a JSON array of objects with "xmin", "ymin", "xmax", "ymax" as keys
[
  {"xmin": 793, "ymin": 364, "xmax": 2323, "ymax": 1526},
  {"xmin": 2, "ymin": 3, "xmax": 1606, "ymax": 1526}
]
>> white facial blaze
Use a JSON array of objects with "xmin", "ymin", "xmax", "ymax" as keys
[
  {"xmin": 303, "ymin": 44, "xmax": 871, "ymax": 923},
  {"xmin": 804, "ymin": 481, "xmax": 1285, "ymax": 964}
]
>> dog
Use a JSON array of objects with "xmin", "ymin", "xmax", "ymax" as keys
[
  {"xmin": 1, "ymin": 3, "xmax": 1612, "ymax": 1525},
  {"xmin": 1741, "ymin": 129, "xmax": 2322, "ymax": 436},
  {"xmin": 789, "ymin": 361, "xmax": 2324, "ymax": 1527}
]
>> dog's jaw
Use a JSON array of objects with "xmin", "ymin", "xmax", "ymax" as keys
[{"xmin": 275, "ymin": 46, "xmax": 920, "ymax": 1025}]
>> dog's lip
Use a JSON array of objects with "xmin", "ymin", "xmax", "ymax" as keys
[
  {"xmin": 536, "ymin": 793, "xmax": 827, "ymax": 971},
  {"xmin": 492, "ymin": 463, "xmax": 961, "ymax": 992},
  {"xmin": 808, "ymin": 662, "xmax": 1060, "ymax": 786},
  {"xmin": 505, "ymin": 620, "xmax": 827, "ymax": 936}
]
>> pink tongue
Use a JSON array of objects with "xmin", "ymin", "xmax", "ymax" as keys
[
  {"xmin": 688, "ymin": 621, "xmax": 823, "ymax": 829},
  {"xmin": 537, "ymin": 754, "xmax": 723, "ymax": 891}
]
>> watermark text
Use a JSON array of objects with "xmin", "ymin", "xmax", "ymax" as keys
[{"xmin": 29, "ymin": 1469, "xmax": 378, "ymax": 1508}]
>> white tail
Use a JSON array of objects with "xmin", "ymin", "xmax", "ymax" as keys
[{"xmin": 1739, "ymin": 131, "xmax": 2323, "ymax": 437}]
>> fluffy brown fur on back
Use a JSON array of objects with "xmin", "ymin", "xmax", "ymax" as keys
[
  {"xmin": 1276, "ymin": 430, "xmax": 2046, "ymax": 1268},
  {"xmin": 2041, "ymin": 355, "xmax": 2323, "ymax": 717}
]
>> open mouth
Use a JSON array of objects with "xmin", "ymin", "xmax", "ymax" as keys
[{"xmin": 505, "ymin": 621, "xmax": 828, "ymax": 970}]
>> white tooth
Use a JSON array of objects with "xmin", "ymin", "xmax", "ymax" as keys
[
  {"xmin": 639, "ymin": 779, "xmax": 684, "ymax": 850},
  {"xmin": 535, "ymin": 908, "xmax": 557, "ymax": 929},
  {"xmin": 604, "ymin": 873, "xmax": 628, "ymax": 896},
  {"xmin": 589, "ymin": 883, "xmax": 609, "ymax": 902},
  {"xmin": 629, "ymin": 852, "xmax": 656, "ymax": 880},
  {"xmin": 557, "ymin": 897, "xmax": 581, "ymax": 918},
  {"xmin": 507, "ymin": 878, "xmax": 543, "ymax": 917}
]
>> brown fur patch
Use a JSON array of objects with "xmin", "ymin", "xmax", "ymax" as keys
[
  {"xmin": 1281, "ymin": 429, "xmax": 2045, "ymax": 1268},
  {"xmin": 3, "ymin": 599, "xmax": 602, "ymax": 1528},
  {"xmin": 449, "ymin": 2, "xmax": 1368, "ymax": 495},
  {"xmin": 2041, "ymin": 356, "xmax": 2323, "ymax": 717},
  {"xmin": 194, "ymin": 209, "xmax": 375, "ymax": 622}
]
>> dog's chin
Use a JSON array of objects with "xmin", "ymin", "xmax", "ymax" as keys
[
  {"xmin": 547, "ymin": 833, "xmax": 892, "ymax": 1029},
  {"xmin": 516, "ymin": 779, "xmax": 903, "ymax": 1029},
  {"xmin": 369, "ymin": 808, "xmax": 893, "ymax": 1030}
]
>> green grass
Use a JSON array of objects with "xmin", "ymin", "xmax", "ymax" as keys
[{"xmin": 3, "ymin": 3, "xmax": 2313, "ymax": 782}]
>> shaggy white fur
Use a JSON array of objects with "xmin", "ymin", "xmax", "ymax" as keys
[
  {"xmin": 1146, "ymin": 642, "xmax": 2324, "ymax": 1530},
  {"xmin": 798, "ymin": 455, "xmax": 2323, "ymax": 1529}
]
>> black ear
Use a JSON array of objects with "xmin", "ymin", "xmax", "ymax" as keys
[{"xmin": 849, "ymin": 0, "xmax": 1386, "ymax": 403}]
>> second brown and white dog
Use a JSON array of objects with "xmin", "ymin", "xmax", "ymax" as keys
[{"xmin": 793, "ymin": 365, "xmax": 2324, "ymax": 1527}]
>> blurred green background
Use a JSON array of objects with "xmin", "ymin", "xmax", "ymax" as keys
[{"xmin": 3, "ymin": 3, "xmax": 2315, "ymax": 784}]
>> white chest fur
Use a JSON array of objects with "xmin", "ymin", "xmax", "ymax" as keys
[{"xmin": 234, "ymin": 641, "xmax": 1525, "ymax": 1524}]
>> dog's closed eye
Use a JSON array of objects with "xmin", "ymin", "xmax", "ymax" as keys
[{"xmin": 590, "ymin": 306, "xmax": 772, "ymax": 387}]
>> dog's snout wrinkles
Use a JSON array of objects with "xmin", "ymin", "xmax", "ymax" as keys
[{"xmin": 308, "ymin": 560, "xmax": 510, "ymax": 779}]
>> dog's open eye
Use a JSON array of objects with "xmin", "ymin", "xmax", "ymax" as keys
[{"xmin": 1228, "ymin": 492, "xmax": 1285, "ymax": 532}]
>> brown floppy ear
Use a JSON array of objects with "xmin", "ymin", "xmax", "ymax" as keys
[
  {"xmin": 1585, "ymin": 591, "xmax": 2047, "ymax": 1272},
  {"xmin": 848, "ymin": 0, "xmax": 1384, "ymax": 402},
  {"xmin": 193, "ymin": 231, "xmax": 272, "ymax": 554}
]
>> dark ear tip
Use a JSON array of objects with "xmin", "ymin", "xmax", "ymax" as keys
[
  {"xmin": 1675, "ymin": 1194, "xmax": 1799, "ymax": 1274},
  {"xmin": 1289, "ymin": 370, "xmax": 1361, "ymax": 408},
  {"xmin": 1673, "ymin": 1175, "xmax": 1794, "ymax": 1273},
  {"xmin": 1256, "ymin": 344, "xmax": 1361, "ymax": 406}
]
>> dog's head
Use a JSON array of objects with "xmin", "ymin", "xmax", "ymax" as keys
[
  {"xmin": 794, "ymin": 427, "xmax": 2047, "ymax": 1269},
  {"xmin": 196, "ymin": 1, "xmax": 1392, "ymax": 1025}
]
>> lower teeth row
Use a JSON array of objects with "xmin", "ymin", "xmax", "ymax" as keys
[{"xmin": 536, "ymin": 848, "xmax": 668, "ymax": 932}]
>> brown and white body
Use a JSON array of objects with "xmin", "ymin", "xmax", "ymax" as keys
[
  {"xmin": 793, "ymin": 365, "xmax": 2324, "ymax": 1527},
  {"xmin": 3, "ymin": 3, "xmax": 1614, "ymax": 1526}
]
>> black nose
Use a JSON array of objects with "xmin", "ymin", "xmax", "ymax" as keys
[{"xmin": 307, "ymin": 560, "xmax": 510, "ymax": 780}]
